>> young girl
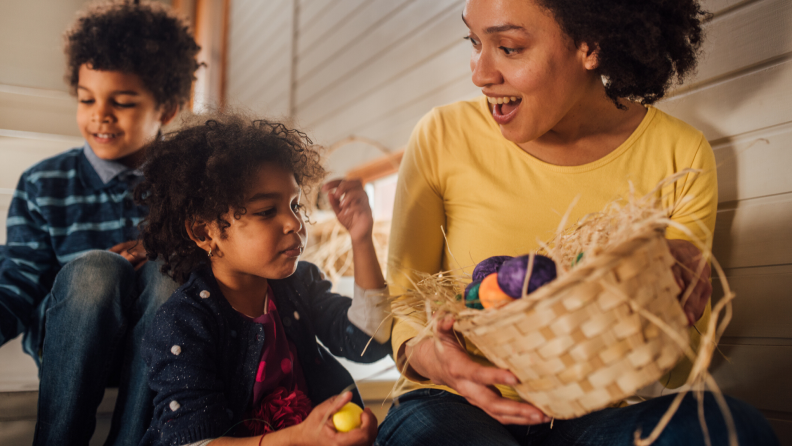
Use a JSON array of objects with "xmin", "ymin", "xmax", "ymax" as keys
[{"xmin": 136, "ymin": 114, "xmax": 392, "ymax": 446}]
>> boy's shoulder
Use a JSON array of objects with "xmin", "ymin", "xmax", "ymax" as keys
[{"xmin": 19, "ymin": 146, "xmax": 86, "ymax": 185}]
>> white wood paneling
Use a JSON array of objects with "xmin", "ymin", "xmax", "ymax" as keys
[
  {"xmin": 712, "ymin": 265, "xmax": 792, "ymax": 339},
  {"xmin": 713, "ymin": 192, "xmax": 792, "ymax": 269},
  {"xmin": 0, "ymin": 90, "xmax": 79, "ymax": 138},
  {"xmin": 225, "ymin": 0, "xmax": 293, "ymax": 117},
  {"xmin": 713, "ymin": 122, "xmax": 792, "ymax": 203}
]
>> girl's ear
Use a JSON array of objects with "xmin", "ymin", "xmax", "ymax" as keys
[
  {"xmin": 579, "ymin": 42, "xmax": 599, "ymax": 71},
  {"xmin": 185, "ymin": 218, "xmax": 213, "ymax": 253}
]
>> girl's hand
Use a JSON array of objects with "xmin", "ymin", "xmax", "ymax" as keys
[
  {"xmin": 108, "ymin": 240, "xmax": 148, "ymax": 270},
  {"xmin": 667, "ymin": 239, "xmax": 712, "ymax": 326},
  {"xmin": 322, "ymin": 179, "xmax": 373, "ymax": 244},
  {"xmin": 404, "ymin": 314, "xmax": 550, "ymax": 425},
  {"xmin": 292, "ymin": 391, "xmax": 378, "ymax": 446}
]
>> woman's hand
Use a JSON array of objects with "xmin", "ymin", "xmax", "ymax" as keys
[
  {"xmin": 322, "ymin": 179, "xmax": 373, "ymax": 244},
  {"xmin": 667, "ymin": 239, "xmax": 712, "ymax": 326},
  {"xmin": 108, "ymin": 240, "xmax": 148, "ymax": 270},
  {"xmin": 289, "ymin": 391, "xmax": 378, "ymax": 446},
  {"xmin": 404, "ymin": 314, "xmax": 550, "ymax": 425}
]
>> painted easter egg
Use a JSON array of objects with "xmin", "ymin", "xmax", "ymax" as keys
[
  {"xmin": 497, "ymin": 254, "xmax": 557, "ymax": 298},
  {"xmin": 332, "ymin": 402, "xmax": 363, "ymax": 432},
  {"xmin": 478, "ymin": 273, "xmax": 515, "ymax": 309},
  {"xmin": 464, "ymin": 280, "xmax": 483, "ymax": 310},
  {"xmin": 472, "ymin": 255, "xmax": 513, "ymax": 282}
]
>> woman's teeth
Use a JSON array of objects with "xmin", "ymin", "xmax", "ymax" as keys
[{"xmin": 487, "ymin": 96, "xmax": 519, "ymax": 104}]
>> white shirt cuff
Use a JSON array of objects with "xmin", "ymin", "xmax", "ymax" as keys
[{"xmin": 347, "ymin": 283, "xmax": 392, "ymax": 344}]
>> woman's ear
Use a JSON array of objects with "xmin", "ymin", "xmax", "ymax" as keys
[{"xmin": 579, "ymin": 42, "xmax": 600, "ymax": 71}]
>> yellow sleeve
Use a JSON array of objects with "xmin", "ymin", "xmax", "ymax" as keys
[
  {"xmin": 387, "ymin": 109, "xmax": 447, "ymax": 381},
  {"xmin": 661, "ymin": 134, "xmax": 718, "ymax": 388}
]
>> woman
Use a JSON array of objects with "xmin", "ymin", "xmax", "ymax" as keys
[{"xmin": 378, "ymin": 0, "xmax": 779, "ymax": 445}]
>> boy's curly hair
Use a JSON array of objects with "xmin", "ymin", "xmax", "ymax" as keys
[
  {"xmin": 64, "ymin": 0, "xmax": 200, "ymax": 107},
  {"xmin": 136, "ymin": 113, "xmax": 326, "ymax": 283},
  {"xmin": 537, "ymin": 0, "xmax": 710, "ymax": 108}
]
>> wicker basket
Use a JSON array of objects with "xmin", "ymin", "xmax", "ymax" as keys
[{"xmin": 454, "ymin": 228, "xmax": 689, "ymax": 419}]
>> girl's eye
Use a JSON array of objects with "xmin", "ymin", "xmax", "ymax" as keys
[
  {"xmin": 256, "ymin": 208, "xmax": 276, "ymax": 218},
  {"xmin": 463, "ymin": 36, "xmax": 480, "ymax": 46},
  {"xmin": 292, "ymin": 202, "xmax": 305, "ymax": 213},
  {"xmin": 500, "ymin": 46, "xmax": 518, "ymax": 55}
]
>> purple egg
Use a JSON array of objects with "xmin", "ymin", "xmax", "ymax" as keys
[
  {"xmin": 472, "ymin": 256, "xmax": 513, "ymax": 282},
  {"xmin": 497, "ymin": 255, "xmax": 557, "ymax": 298}
]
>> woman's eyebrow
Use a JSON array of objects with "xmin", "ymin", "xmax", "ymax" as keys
[{"xmin": 462, "ymin": 14, "xmax": 527, "ymax": 35}]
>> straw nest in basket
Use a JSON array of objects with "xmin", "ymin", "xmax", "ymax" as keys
[{"xmin": 391, "ymin": 170, "xmax": 736, "ymax": 444}]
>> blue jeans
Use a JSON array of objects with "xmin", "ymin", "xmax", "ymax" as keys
[
  {"xmin": 375, "ymin": 389, "xmax": 780, "ymax": 446},
  {"xmin": 30, "ymin": 251, "xmax": 178, "ymax": 446}
]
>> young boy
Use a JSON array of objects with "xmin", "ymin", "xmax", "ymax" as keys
[{"xmin": 0, "ymin": 2, "xmax": 200, "ymax": 445}]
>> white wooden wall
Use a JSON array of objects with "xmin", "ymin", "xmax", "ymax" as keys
[{"xmin": 225, "ymin": 0, "xmax": 792, "ymax": 441}]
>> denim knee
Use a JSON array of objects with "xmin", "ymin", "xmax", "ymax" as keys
[
  {"xmin": 136, "ymin": 260, "xmax": 179, "ymax": 317},
  {"xmin": 51, "ymin": 250, "xmax": 136, "ymax": 310}
]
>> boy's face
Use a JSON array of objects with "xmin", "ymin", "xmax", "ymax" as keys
[
  {"xmin": 76, "ymin": 65, "xmax": 174, "ymax": 168},
  {"xmin": 211, "ymin": 163, "xmax": 307, "ymax": 282}
]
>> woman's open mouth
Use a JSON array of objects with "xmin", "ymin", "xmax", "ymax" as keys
[{"xmin": 488, "ymin": 96, "xmax": 522, "ymax": 125}]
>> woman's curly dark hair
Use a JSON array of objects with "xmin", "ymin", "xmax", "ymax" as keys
[
  {"xmin": 136, "ymin": 113, "xmax": 326, "ymax": 283},
  {"xmin": 64, "ymin": 0, "xmax": 201, "ymax": 107},
  {"xmin": 537, "ymin": 0, "xmax": 710, "ymax": 108}
]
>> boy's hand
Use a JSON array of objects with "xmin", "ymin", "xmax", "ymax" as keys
[
  {"xmin": 108, "ymin": 240, "xmax": 148, "ymax": 270},
  {"xmin": 322, "ymin": 179, "xmax": 373, "ymax": 244},
  {"xmin": 291, "ymin": 391, "xmax": 377, "ymax": 446}
]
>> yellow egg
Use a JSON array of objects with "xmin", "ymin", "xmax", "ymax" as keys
[{"xmin": 332, "ymin": 402, "xmax": 363, "ymax": 432}]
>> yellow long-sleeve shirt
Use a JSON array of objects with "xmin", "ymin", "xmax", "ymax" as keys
[{"xmin": 387, "ymin": 96, "xmax": 717, "ymax": 400}]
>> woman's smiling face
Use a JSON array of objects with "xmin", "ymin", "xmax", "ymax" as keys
[{"xmin": 463, "ymin": 0, "xmax": 598, "ymax": 144}]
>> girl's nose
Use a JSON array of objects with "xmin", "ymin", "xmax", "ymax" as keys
[
  {"xmin": 471, "ymin": 48, "xmax": 503, "ymax": 88},
  {"xmin": 283, "ymin": 209, "xmax": 303, "ymax": 234}
]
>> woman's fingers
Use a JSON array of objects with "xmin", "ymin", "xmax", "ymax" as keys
[{"xmin": 667, "ymin": 239, "xmax": 712, "ymax": 325}]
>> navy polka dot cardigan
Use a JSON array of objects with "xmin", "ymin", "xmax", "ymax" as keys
[{"xmin": 140, "ymin": 262, "xmax": 391, "ymax": 446}]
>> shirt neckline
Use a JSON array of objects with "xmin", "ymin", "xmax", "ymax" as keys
[
  {"xmin": 476, "ymin": 96, "xmax": 657, "ymax": 174},
  {"xmin": 82, "ymin": 142, "xmax": 142, "ymax": 184}
]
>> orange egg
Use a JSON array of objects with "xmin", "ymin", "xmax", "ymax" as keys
[{"xmin": 478, "ymin": 273, "xmax": 515, "ymax": 309}]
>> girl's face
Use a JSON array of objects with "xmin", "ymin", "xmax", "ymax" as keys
[
  {"xmin": 210, "ymin": 163, "xmax": 307, "ymax": 282},
  {"xmin": 463, "ymin": 0, "xmax": 599, "ymax": 144}
]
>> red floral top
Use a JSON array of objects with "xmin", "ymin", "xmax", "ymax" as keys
[{"xmin": 240, "ymin": 286, "xmax": 312, "ymax": 436}]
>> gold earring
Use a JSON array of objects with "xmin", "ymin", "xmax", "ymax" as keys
[{"xmin": 208, "ymin": 248, "xmax": 213, "ymax": 258}]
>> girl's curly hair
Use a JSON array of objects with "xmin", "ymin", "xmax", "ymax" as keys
[
  {"xmin": 537, "ymin": 0, "xmax": 710, "ymax": 108},
  {"xmin": 64, "ymin": 1, "xmax": 200, "ymax": 107},
  {"xmin": 136, "ymin": 113, "xmax": 326, "ymax": 283}
]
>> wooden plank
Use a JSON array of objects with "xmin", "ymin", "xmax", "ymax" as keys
[
  {"xmin": 713, "ymin": 192, "xmax": 792, "ymax": 269},
  {"xmin": 709, "ymin": 343, "xmax": 792, "ymax": 414},
  {"xmin": 304, "ymin": 40, "xmax": 471, "ymax": 145},
  {"xmin": 296, "ymin": 0, "xmax": 464, "ymax": 113},
  {"xmin": 351, "ymin": 73, "xmax": 479, "ymax": 151},
  {"xmin": 227, "ymin": 42, "xmax": 291, "ymax": 109},
  {"xmin": 296, "ymin": 0, "xmax": 368, "ymax": 57},
  {"xmin": 226, "ymin": 15, "xmax": 291, "ymax": 100},
  {"xmin": 713, "ymin": 121, "xmax": 792, "ymax": 203},
  {"xmin": 298, "ymin": 0, "xmax": 342, "ymax": 30},
  {"xmin": 700, "ymin": 0, "xmax": 754, "ymax": 16},
  {"xmin": 0, "ymin": 91, "xmax": 80, "ymax": 138},
  {"xmin": 690, "ymin": 0, "xmax": 792, "ymax": 89},
  {"xmin": 296, "ymin": 0, "xmax": 417, "ymax": 82},
  {"xmin": 658, "ymin": 57, "xmax": 792, "ymax": 142},
  {"xmin": 712, "ymin": 264, "xmax": 792, "ymax": 339}
]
